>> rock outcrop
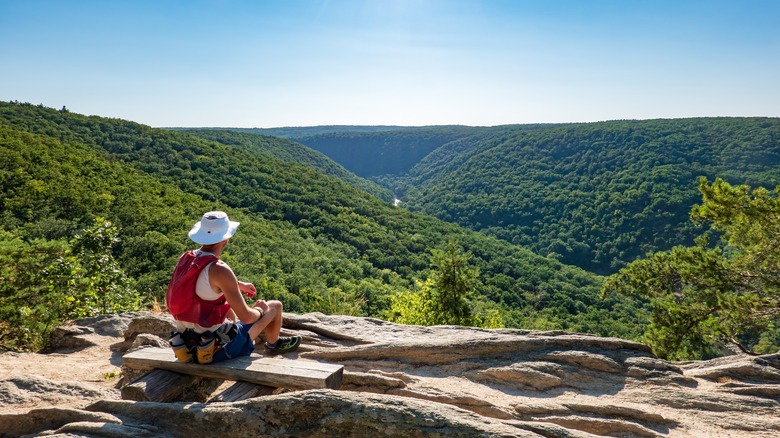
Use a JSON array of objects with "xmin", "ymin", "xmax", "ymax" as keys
[{"xmin": 1, "ymin": 312, "xmax": 779, "ymax": 437}]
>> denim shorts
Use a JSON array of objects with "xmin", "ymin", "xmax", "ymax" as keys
[{"xmin": 212, "ymin": 321, "xmax": 255, "ymax": 363}]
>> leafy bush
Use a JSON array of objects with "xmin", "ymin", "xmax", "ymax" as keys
[{"xmin": 0, "ymin": 219, "xmax": 140, "ymax": 351}]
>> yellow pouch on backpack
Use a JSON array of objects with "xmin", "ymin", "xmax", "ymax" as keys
[
  {"xmin": 197, "ymin": 336, "xmax": 217, "ymax": 364},
  {"xmin": 173, "ymin": 344, "xmax": 193, "ymax": 363},
  {"xmin": 170, "ymin": 333, "xmax": 193, "ymax": 363}
]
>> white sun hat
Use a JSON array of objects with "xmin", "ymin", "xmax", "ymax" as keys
[{"xmin": 188, "ymin": 211, "xmax": 240, "ymax": 245}]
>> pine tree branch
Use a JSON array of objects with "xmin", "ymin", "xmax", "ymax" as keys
[{"xmin": 727, "ymin": 336, "xmax": 758, "ymax": 356}]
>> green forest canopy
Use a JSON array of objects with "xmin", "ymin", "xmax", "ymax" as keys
[
  {"xmin": 0, "ymin": 101, "xmax": 645, "ymax": 351},
  {"xmin": 289, "ymin": 119, "xmax": 780, "ymax": 275},
  {"xmin": 176, "ymin": 129, "xmax": 394, "ymax": 202}
]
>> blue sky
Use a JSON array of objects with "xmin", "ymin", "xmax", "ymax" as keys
[{"xmin": 1, "ymin": 0, "xmax": 778, "ymax": 127}]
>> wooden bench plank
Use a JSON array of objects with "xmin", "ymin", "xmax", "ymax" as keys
[{"xmin": 123, "ymin": 347, "xmax": 343, "ymax": 390}]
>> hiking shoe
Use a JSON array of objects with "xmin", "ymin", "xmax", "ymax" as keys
[{"xmin": 264, "ymin": 336, "xmax": 302, "ymax": 355}]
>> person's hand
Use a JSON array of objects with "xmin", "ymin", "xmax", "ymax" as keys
[{"xmin": 239, "ymin": 281, "xmax": 257, "ymax": 298}]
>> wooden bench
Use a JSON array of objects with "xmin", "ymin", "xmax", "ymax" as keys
[{"xmin": 122, "ymin": 347, "xmax": 343, "ymax": 403}]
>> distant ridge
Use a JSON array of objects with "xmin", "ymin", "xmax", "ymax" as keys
[{"xmin": 171, "ymin": 125, "xmax": 415, "ymax": 138}]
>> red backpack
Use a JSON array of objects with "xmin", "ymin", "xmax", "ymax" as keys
[{"xmin": 166, "ymin": 251, "xmax": 230, "ymax": 328}]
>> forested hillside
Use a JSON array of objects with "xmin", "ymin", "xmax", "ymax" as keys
[
  {"xmin": 393, "ymin": 119, "xmax": 780, "ymax": 274},
  {"xmin": 0, "ymin": 102, "xmax": 645, "ymax": 350},
  {"xmin": 280, "ymin": 124, "xmax": 561, "ymax": 179},
  {"xmin": 269, "ymin": 119, "xmax": 779, "ymax": 274},
  {"xmin": 265, "ymin": 126, "xmax": 492, "ymax": 178},
  {"xmin": 176, "ymin": 129, "xmax": 394, "ymax": 201},
  {"xmin": 280, "ymin": 126, "xmax": 479, "ymax": 178}
]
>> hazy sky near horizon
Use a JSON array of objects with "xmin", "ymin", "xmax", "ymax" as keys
[{"xmin": 1, "ymin": 0, "xmax": 778, "ymax": 128}]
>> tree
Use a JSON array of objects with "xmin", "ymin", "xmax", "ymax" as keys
[
  {"xmin": 70, "ymin": 218, "xmax": 141, "ymax": 315},
  {"xmin": 387, "ymin": 239, "xmax": 502, "ymax": 328},
  {"xmin": 429, "ymin": 239, "xmax": 478, "ymax": 325},
  {"xmin": 603, "ymin": 178, "xmax": 780, "ymax": 360}
]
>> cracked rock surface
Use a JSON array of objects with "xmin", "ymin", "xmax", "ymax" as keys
[{"xmin": 1, "ymin": 311, "xmax": 779, "ymax": 437}]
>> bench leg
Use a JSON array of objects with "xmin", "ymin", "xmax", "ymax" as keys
[
  {"xmin": 121, "ymin": 369, "xmax": 199, "ymax": 402},
  {"xmin": 209, "ymin": 381, "xmax": 277, "ymax": 402}
]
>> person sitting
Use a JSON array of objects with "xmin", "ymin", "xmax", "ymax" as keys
[{"xmin": 166, "ymin": 211, "xmax": 301, "ymax": 363}]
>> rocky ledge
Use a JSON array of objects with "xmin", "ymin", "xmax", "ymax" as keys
[{"xmin": 1, "ymin": 312, "xmax": 779, "ymax": 437}]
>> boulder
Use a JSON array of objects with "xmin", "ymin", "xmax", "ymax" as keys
[
  {"xmin": 0, "ymin": 375, "xmax": 120, "ymax": 413},
  {"xmin": 111, "ymin": 311, "xmax": 176, "ymax": 354}
]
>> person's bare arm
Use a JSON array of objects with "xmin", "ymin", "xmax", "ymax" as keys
[
  {"xmin": 209, "ymin": 261, "xmax": 263, "ymax": 324},
  {"xmin": 226, "ymin": 308, "xmax": 238, "ymax": 322}
]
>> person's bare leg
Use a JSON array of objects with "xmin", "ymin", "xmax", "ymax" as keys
[{"xmin": 248, "ymin": 300, "xmax": 283, "ymax": 342}]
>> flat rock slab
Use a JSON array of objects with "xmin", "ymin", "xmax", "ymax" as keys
[{"xmin": 123, "ymin": 347, "xmax": 343, "ymax": 390}]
